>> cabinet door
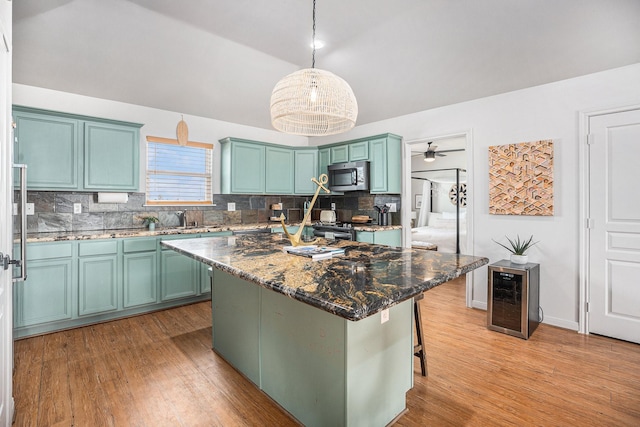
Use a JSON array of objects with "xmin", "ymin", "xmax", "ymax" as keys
[
  {"xmin": 14, "ymin": 259, "xmax": 73, "ymax": 327},
  {"xmin": 160, "ymin": 250, "xmax": 198, "ymax": 301},
  {"xmin": 231, "ymin": 141, "xmax": 265, "ymax": 193},
  {"xmin": 373, "ymin": 229, "xmax": 402, "ymax": 247},
  {"xmin": 124, "ymin": 252, "xmax": 157, "ymax": 308},
  {"xmin": 84, "ymin": 121, "xmax": 140, "ymax": 191},
  {"xmin": 369, "ymin": 137, "xmax": 388, "ymax": 193},
  {"xmin": 318, "ymin": 148, "xmax": 331, "ymax": 177},
  {"xmin": 265, "ymin": 146, "xmax": 294, "ymax": 194},
  {"xmin": 355, "ymin": 231, "xmax": 375, "ymax": 244},
  {"xmin": 200, "ymin": 263, "xmax": 212, "ymax": 294},
  {"xmin": 14, "ymin": 110, "xmax": 79, "ymax": 189},
  {"xmin": 330, "ymin": 145, "xmax": 349, "ymax": 164},
  {"xmin": 78, "ymin": 255, "xmax": 118, "ymax": 316},
  {"xmin": 294, "ymin": 150, "xmax": 318, "ymax": 194},
  {"xmin": 349, "ymin": 141, "xmax": 369, "ymax": 161}
]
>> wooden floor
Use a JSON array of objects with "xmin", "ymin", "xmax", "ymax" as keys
[{"xmin": 13, "ymin": 276, "xmax": 640, "ymax": 426}]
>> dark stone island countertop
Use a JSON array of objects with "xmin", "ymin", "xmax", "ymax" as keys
[
  {"xmin": 161, "ymin": 233, "xmax": 488, "ymax": 321},
  {"xmin": 23, "ymin": 222, "xmax": 402, "ymax": 243}
]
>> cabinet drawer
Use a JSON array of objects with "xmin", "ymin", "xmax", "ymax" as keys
[
  {"xmin": 27, "ymin": 242, "xmax": 73, "ymax": 260},
  {"xmin": 78, "ymin": 240, "xmax": 118, "ymax": 256},
  {"xmin": 123, "ymin": 238, "xmax": 157, "ymax": 253}
]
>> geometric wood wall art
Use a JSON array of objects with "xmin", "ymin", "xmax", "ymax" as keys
[{"xmin": 488, "ymin": 139, "xmax": 554, "ymax": 216}]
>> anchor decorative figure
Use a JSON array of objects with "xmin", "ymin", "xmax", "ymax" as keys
[{"xmin": 280, "ymin": 173, "xmax": 330, "ymax": 246}]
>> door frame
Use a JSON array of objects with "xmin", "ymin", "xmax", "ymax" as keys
[
  {"xmin": 578, "ymin": 104, "xmax": 640, "ymax": 335},
  {"xmin": 401, "ymin": 129, "xmax": 475, "ymax": 307}
]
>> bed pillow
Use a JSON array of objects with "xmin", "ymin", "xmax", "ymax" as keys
[
  {"xmin": 442, "ymin": 211, "xmax": 466, "ymax": 220},
  {"xmin": 427, "ymin": 212, "xmax": 443, "ymax": 226}
]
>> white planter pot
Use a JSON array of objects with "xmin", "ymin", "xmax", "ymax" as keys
[
  {"xmin": 510, "ymin": 254, "xmax": 528, "ymax": 264},
  {"xmin": 148, "ymin": 222, "xmax": 156, "ymax": 231}
]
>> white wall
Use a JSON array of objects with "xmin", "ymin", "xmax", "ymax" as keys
[
  {"xmin": 12, "ymin": 84, "xmax": 308, "ymax": 194},
  {"xmin": 315, "ymin": 63, "xmax": 640, "ymax": 330}
]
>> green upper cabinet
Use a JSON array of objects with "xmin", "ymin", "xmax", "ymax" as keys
[
  {"xmin": 221, "ymin": 137, "xmax": 321, "ymax": 195},
  {"xmin": 330, "ymin": 145, "xmax": 349, "ymax": 164},
  {"xmin": 13, "ymin": 108, "xmax": 80, "ymax": 189},
  {"xmin": 12, "ymin": 106, "xmax": 142, "ymax": 191},
  {"xmin": 294, "ymin": 149, "xmax": 318, "ymax": 194},
  {"xmin": 220, "ymin": 137, "xmax": 266, "ymax": 194},
  {"xmin": 348, "ymin": 141, "xmax": 369, "ymax": 161},
  {"xmin": 84, "ymin": 121, "xmax": 140, "ymax": 191},
  {"xmin": 369, "ymin": 134, "xmax": 402, "ymax": 194},
  {"xmin": 265, "ymin": 146, "xmax": 294, "ymax": 194},
  {"xmin": 318, "ymin": 147, "xmax": 331, "ymax": 177}
]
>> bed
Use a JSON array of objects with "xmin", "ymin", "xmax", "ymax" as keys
[{"xmin": 411, "ymin": 212, "xmax": 466, "ymax": 254}]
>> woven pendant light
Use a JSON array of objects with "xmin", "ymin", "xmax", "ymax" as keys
[{"xmin": 270, "ymin": 0, "xmax": 357, "ymax": 136}]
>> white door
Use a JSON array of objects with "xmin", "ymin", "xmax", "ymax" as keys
[
  {"xmin": 588, "ymin": 108, "xmax": 640, "ymax": 344},
  {"xmin": 0, "ymin": 2, "xmax": 12, "ymax": 426}
]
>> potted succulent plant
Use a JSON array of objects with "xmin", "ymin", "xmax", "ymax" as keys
[
  {"xmin": 142, "ymin": 216, "xmax": 159, "ymax": 231},
  {"xmin": 493, "ymin": 235, "xmax": 538, "ymax": 264}
]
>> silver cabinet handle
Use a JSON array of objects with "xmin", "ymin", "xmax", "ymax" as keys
[{"xmin": 13, "ymin": 164, "xmax": 27, "ymax": 282}]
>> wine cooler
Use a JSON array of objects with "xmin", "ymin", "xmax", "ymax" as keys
[{"xmin": 487, "ymin": 260, "xmax": 540, "ymax": 339}]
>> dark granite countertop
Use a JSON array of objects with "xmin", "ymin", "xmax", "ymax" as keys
[
  {"xmin": 24, "ymin": 223, "xmax": 402, "ymax": 243},
  {"xmin": 161, "ymin": 234, "xmax": 488, "ymax": 321}
]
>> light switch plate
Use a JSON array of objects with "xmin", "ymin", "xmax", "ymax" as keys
[
  {"xmin": 388, "ymin": 203, "xmax": 397, "ymax": 212},
  {"xmin": 381, "ymin": 309, "xmax": 390, "ymax": 324},
  {"xmin": 73, "ymin": 203, "xmax": 82, "ymax": 214},
  {"xmin": 227, "ymin": 202, "xmax": 236, "ymax": 212},
  {"xmin": 25, "ymin": 203, "xmax": 34, "ymax": 215},
  {"xmin": 331, "ymin": 203, "xmax": 336, "ymax": 211},
  {"xmin": 13, "ymin": 203, "xmax": 18, "ymax": 216}
]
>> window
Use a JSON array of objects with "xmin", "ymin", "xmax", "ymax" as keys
[{"xmin": 146, "ymin": 136, "xmax": 213, "ymax": 205}]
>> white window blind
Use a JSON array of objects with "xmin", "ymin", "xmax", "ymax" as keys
[{"xmin": 146, "ymin": 136, "xmax": 213, "ymax": 205}]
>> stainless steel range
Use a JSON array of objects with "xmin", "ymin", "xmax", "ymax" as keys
[{"xmin": 311, "ymin": 222, "xmax": 356, "ymax": 241}]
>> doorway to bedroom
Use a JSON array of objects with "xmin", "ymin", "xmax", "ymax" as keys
[{"xmin": 403, "ymin": 132, "xmax": 474, "ymax": 306}]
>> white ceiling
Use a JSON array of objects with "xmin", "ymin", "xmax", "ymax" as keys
[{"xmin": 12, "ymin": 0, "xmax": 640, "ymax": 132}]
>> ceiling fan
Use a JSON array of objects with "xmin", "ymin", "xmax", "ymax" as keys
[{"xmin": 423, "ymin": 141, "xmax": 464, "ymax": 162}]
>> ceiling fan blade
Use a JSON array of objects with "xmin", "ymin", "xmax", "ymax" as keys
[
  {"xmin": 436, "ymin": 148, "xmax": 465, "ymax": 153},
  {"xmin": 436, "ymin": 152, "xmax": 447, "ymax": 157}
]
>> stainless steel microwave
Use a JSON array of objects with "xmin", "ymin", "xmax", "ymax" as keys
[{"xmin": 328, "ymin": 161, "xmax": 370, "ymax": 192}]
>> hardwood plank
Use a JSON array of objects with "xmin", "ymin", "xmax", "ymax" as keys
[{"xmin": 12, "ymin": 276, "xmax": 640, "ymax": 427}]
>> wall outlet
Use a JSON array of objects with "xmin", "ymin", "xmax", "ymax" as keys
[
  {"xmin": 381, "ymin": 308, "xmax": 390, "ymax": 324},
  {"xmin": 388, "ymin": 203, "xmax": 397, "ymax": 213},
  {"xmin": 73, "ymin": 203, "xmax": 82, "ymax": 214},
  {"xmin": 25, "ymin": 203, "xmax": 35, "ymax": 215},
  {"xmin": 227, "ymin": 202, "xmax": 236, "ymax": 212},
  {"xmin": 331, "ymin": 203, "xmax": 336, "ymax": 211}
]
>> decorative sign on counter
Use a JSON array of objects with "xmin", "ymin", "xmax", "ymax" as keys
[{"xmin": 280, "ymin": 173, "xmax": 330, "ymax": 246}]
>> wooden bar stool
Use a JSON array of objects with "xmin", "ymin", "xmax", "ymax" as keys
[{"xmin": 413, "ymin": 293, "xmax": 427, "ymax": 376}]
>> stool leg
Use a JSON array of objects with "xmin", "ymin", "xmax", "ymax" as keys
[{"xmin": 413, "ymin": 294, "xmax": 427, "ymax": 376}]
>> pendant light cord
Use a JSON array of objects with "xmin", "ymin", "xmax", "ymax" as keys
[{"xmin": 312, "ymin": 0, "xmax": 316, "ymax": 69}]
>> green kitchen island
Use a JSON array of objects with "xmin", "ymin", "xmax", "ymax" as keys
[{"xmin": 162, "ymin": 234, "xmax": 488, "ymax": 427}]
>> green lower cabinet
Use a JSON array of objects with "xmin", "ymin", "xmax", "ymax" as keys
[
  {"xmin": 14, "ymin": 235, "xmax": 215, "ymax": 338},
  {"xmin": 160, "ymin": 249, "xmax": 199, "ymax": 301},
  {"xmin": 123, "ymin": 237, "xmax": 158, "ymax": 308},
  {"xmin": 14, "ymin": 258, "xmax": 73, "ymax": 328},
  {"xmin": 200, "ymin": 264, "xmax": 211, "ymax": 294},
  {"xmin": 213, "ymin": 268, "xmax": 413, "ymax": 427},
  {"xmin": 78, "ymin": 255, "xmax": 118, "ymax": 316},
  {"xmin": 356, "ymin": 229, "xmax": 402, "ymax": 247},
  {"xmin": 123, "ymin": 252, "xmax": 157, "ymax": 308}
]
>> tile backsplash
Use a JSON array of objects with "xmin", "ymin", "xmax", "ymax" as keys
[{"xmin": 23, "ymin": 191, "xmax": 402, "ymax": 233}]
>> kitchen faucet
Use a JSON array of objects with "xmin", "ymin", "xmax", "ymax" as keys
[{"xmin": 176, "ymin": 210, "xmax": 187, "ymax": 227}]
